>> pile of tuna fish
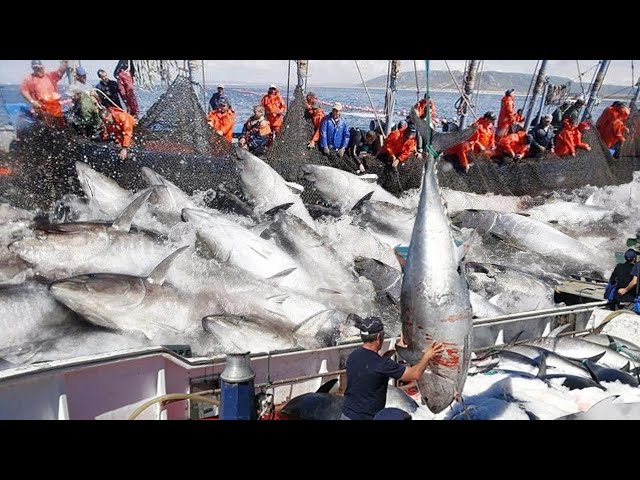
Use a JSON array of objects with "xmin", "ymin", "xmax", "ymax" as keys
[{"xmin": 0, "ymin": 141, "xmax": 635, "ymax": 394}]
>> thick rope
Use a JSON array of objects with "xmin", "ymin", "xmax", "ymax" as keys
[{"xmin": 355, "ymin": 60, "xmax": 386, "ymax": 136}]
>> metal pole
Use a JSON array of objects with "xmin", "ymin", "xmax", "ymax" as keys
[
  {"xmin": 524, "ymin": 60, "xmax": 548, "ymax": 131},
  {"xmin": 582, "ymin": 60, "xmax": 611, "ymax": 121},
  {"xmin": 630, "ymin": 79, "xmax": 640, "ymax": 111},
  {"xmin": 384, "ymin": 60, "xmax": 401, "ymax": 136},
  {"xmin": 533, "ymin": 82, "xmax": 550, "ymax": 128},
  {"xmin": 200, "ymin": 60, "xmax": 207, "ymax": 111},
  {"xmin": 459, "ymin": 60, "xmax": 479, "ymax": 129},
  {"xmin": 296, "ymin": 60, "xmax": 308, "ymax": 89}
]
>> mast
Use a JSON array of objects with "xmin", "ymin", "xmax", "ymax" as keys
[
  {"xmin": 630, "ymin": 78, "xmax": 640, "ymax": 111},
  {"xmin": 533, "ymin": 81, "xmax": 550, "ymax": 128},
  {"xmin": 384, "ymin": 60, "xmax": 401, "ymax": 136},
  {"xmin": 458, "ymin": 60, "xmax": 479, "ymax": 129},
  {"xmin": 524, "ymin": 60, "xmax": 548, "ymax": 131},
  {"xmin": 582, "ymin": 60, "xmax": 611, "ymax": 121},
  {"xmin": 296, "ymin": 60, "xmax": 308, "ymax": 90}
]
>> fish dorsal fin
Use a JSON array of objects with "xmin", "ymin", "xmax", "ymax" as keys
[
  {"xmin": 358, "ymin": 174, "xmax": 378, "ymax": 184},
  {"xmin": 316, "ymin": 378, "xmax": 338, "ymax": 394},
  {"xmin": 291, "ymin": 309, "xmax": 332, "ymax": 334},
  {"xmin": 536, "ymin": 351, "xmax": 547, "ymax": 378},
  {"xmin": 515, "ymin": 212, "xmax": 531, "ymax": 217},
  {"xmin": 110, "ymin": 188, "xmax": 160, "ymax": 232},
  {"xmin": 606, "ymin": 334, "xmax": 618, "ymax": 349},
  {"xmin": 285, "ymin": 182, "xmax": 304, "ymax": 195},
  {"xmin": 547, "ymin": 323, "xmax": 571, "ymax": 338},
  {"xmin": 145, "ymin": 246, "xmax": 189, "ymax": 285},
  {"xmin": 582, "ymin": 360, "xmax": 600, "ymax": 382},
  {"xmin": 351, "ymin": 191, "xmax": 375, "ymax": 213},
  {"xmin": 585, "ymin": 351, "xmax": 606, "ymax": 364},
  {"xmin": 621, "ymin": 361, "xmax": 631, "ymax": 373}
]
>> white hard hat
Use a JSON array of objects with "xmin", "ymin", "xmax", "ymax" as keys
[
  {"xmin": 269, "ymin": 84, "xmax": 277, "ymax": 89},
  {"xmin": 217, "ymin": 83, "xmax": 224, "ymax": 89}
]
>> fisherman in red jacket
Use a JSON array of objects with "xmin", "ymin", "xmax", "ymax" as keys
[
  {"xmin": 100, "ymin": 107, "xmax": 136, "ymax": 160},
  {"xmin": 20, "ymin": 60, "xmax": 68, "ymax": 126},
  {"xmin": 207, "ymin": 99, "xmax": 235, "ymax": 142},
  {"xmin": 306, "ymin": 101, "xmax": 325, "ymax": 149},
  {"xmin": 377, "ymin": 123, "xmax": 418, "ymax": 168},
  {"xmin": 554, "ymin": 119, "xmax": 591, "ymax": 157},
  {"xmin": 261, "ymin": 84, "xmax": 287, "ymax": 135},
  {"xmin": 497, "ymin": 89, "xmax": 516, "ymax": 139}
]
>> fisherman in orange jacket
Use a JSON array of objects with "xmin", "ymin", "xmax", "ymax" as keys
[
  {"xmin": 261, "ymin": 84, "xmax": 287, "ymax": 135},
  {"xmin": 414, "ymin": 94, "xmax": 438, "ymax": 125},
  {"xmin": 497, "ymin": 89, "xmax": 516, "ymax": 139},
  {"xmin": 306, "ymin": 100, "xmax": 325, "ymax": 149},
  {"xmin": 495, "ymin": 124, "xmax": 530, "ymax": 160},
  {"xmin": 100, "ymin": 107, "xmax": 136, "ymax": 160},
  {"xmin": 207, "ymin": 99, "xmax": 235, "ymax": 142},
  {"xmin": 554, "ymin": 119, "xmax": 591, "ymax": 157},
  {"xmin": 377, "ymin": 123, "xmax": 418, "ymax": 168},
  {"xmin": 444, "ymin": 140, "xmax": 479, "ymax": 173},
  {"xmin": 304, "ymin": 92, "xmax": 318, "ymax": 118},
  {"xmin": 597, "ymin": 101, "xmax": 629, "ymax": 154},
  {"xmin": 20, "ymin": 60, "xmax": 68, "ymax": 126},
  {"xmin": 470, "ymin": 111, "xmax": 497, "ymax": 156}
]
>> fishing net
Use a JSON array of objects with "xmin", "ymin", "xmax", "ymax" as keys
[
  {"xmin": 3, "ymin": 76, "xmax": 242, "ymax": 211},
  {"xmin": 438, "ymin": 126, "xmax": 626, "ymax": 197},
  {"xmin": 1, "ymin": 77, "xmax": 637, "ymax": 212}
]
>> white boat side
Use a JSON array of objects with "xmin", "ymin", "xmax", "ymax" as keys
[{"xmin": 0, "ymin": 301, "xmax": 607, "ymax": 420}]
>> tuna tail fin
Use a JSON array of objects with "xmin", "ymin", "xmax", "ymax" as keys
[
  {"xmin": 546, "ymin": 323, "xmax": 571, "ymax": 338},
  {"xmin": 146, "ymin": 246, "xmax": 189, "ymax": 285},
  {"xmin": 111, "ymin": 187, "xmax": 163, "ymax": 232},
  {"xmin": 285, "ymin": 182, "xmax": 304, "ymax": 195},
  {"xmin": 316, "ymin": 379, "xmax": 338, "ymax": 394},
  {"xmin": 351, "ymin": 191, "xmax": 374, "ymax": 213}
]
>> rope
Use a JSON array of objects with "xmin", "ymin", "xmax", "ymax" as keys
[
  {"xmin": 473, "ymin": 60, "xmax": 485, "ymax": 109},
  {"xmin": 413, "ymin": 60, "xmax": 421, "ymax": 102},
  {"xmin": 354, "ymin": 60, "xmax": 386, "ymax": 135},
  {"xmin": 576, "ymin": 60, "xmax": 587, "ymax": 98},
  {"xmin": 444, "ymin": 60, "xmax": 480, "ymax": 122}
]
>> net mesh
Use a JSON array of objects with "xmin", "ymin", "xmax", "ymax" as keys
[{"xmin": 1, "ymin": 78, "xmax": 637, "ymax": 213}]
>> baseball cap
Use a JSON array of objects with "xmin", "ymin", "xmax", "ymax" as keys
[
  {"xmin": 31, "ymin": 60, "xmax": 44, "ymax": 68},
  {"xmin": 624, "ymin": 248, "xmax": 638, "ymax": 261},
  {"xmin": 332, "ymin": 102, "xmax": 343, "ymax": 111},
  {"xmin": 217, "ymin": 83, "xmax": 224, "ymax": 89},
  {"xmin": 76, "ymin": 66, "xmax": 87, "ymax": 77}
]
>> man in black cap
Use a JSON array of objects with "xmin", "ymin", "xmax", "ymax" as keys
[
  {"xmin": 340, "ymin": 316, "xmax": 444, "ymax": 420},
  {"xmin": 615, "ymin": 248, "xmax": 640, "ymax": 310}
]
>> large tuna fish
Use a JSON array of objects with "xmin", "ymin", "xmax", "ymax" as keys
[
  {"xmin": 235, "ymin": 147, "xmax": 316, "ymax": 229},
  {"xmin": 398, "ymin": 154, "xmax": 473, "ymax": 413},
  {"xmin": 301, "ymin": 164, "xmax": 404, "ymax": 212}
]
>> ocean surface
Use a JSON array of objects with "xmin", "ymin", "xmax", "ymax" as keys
[{"xmin": 0, "ymin": 81, "xmax": 616, "ymax": 133}]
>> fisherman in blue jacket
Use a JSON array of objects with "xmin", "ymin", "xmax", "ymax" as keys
[{"xmin": 320, "ymin": 102, "xmax": 350, "ymax": 158}]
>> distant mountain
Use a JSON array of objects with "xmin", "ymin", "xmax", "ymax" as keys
[{"xmin": 363, "ymin": 70, "xmax": 634, "ymax": 99}]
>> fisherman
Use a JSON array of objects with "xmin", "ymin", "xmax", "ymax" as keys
[
  {"xmin": 207, "ymin": 99, "xmax": 235, "ymax": 142},
  {"xmin": 347, "ymin": 129, "xmax": 382, "ymax": 172},
  {"xmin": 319, "ymin": 102, "xmax": 350, "ymax": 158},
  {"xmin": 304, "ymin": 91, "xmax": 318, "ymax": 118},
  {"xmin": 209, "ymin": 84, "xmax": 230, "ymax": 111},
  {"xmin": 608, "ymin": 249, "xmax": 638, "ymax": 310},
  {"xmin": 497, "ymin": 88, "xmax": 516, "ymax": 139},
  {"xmin": 96, "ymin": 69, "xmax": 123, "ymax": 110},
  {"xmin": 494, "ymin": 124, "xmax": 531, "ymax": 161},
  {"xmin": 551, "ymin": 100, "xmax": 572, "ymax": 130},
  {"xmin": 414, "ymin": 93, "xmax": 438, "ymax": 126},
  {"xmin": 444, "ymin": 139, "xmax": 478, "ymax": 173},
  {"xmin": 100, "ymin": 106, "xmax": 136, "ymax": 160},
  {"xmin": 340, "ymin": 316, "xmax": 444, "ymax": 420},
  {"xmin": 20, "ymin": 60, "xmax": 69, "ymax": 127},
  {"xmin": 261, "ymin": 84, "xmax": 286, "ymax": 135},
  {"xmin": 469, "ymin": 111, "xmax": 497, "ymax": 156},
  {"xmin": 561, "ymin": 96, "xmax": 585, "ymax": 127},
  {"xmin": 239, "ymin": 105, "xmax": 272, "ymax": 155},
  {"xmin": 554, "ymin": 118, "xmax": 591, "ymax": 157},
  {"xmin": 612, "ymin": 250, "xmax": 640, "ymax": 305},
  {"xmin": 113, "ymin": 61, "xmax": 139, "ymax": 118},
  {"xmin": 596, "ymin": 102, "xmax": 630, "ymax": 158},
  {"xmin": 527, "ymin": 113, "xmax": 555, "ymax": 158},
  {"xmin": 67, "ymin": 82, "xmax": 102, "ymax": 139},
  {"xmin": 514, "ymin": 108, "xmax": 525, "ymax": 125},
  {"xmin": 376, "ymin": 122, "xmax": 418, "ymax": 168},
  {"xmin": 306, "ymin": 100, "xmax": 325, "ymax": 150}
]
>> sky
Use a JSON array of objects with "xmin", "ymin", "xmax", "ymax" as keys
[{"xmin": 1, "ymin": 60, "xmax": 640, "ymax": 87}]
